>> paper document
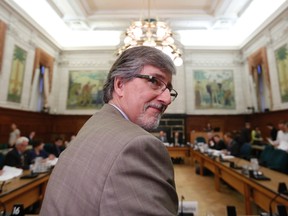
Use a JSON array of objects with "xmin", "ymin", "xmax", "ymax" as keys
[
  {"xmin": 221, "ymin": 155, "xmax": 235, "ymax": 160},
  {"xmin": 46, "ymin": 158, "xmax": 58, "ymax": 166},
  {"xmin": 0, "ymin": 166, "xmax": 23, "ymax": 181}
]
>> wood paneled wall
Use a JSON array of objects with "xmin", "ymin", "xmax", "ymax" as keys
[
  {"xmin": 0, "ymin": 107, "xmax": 90, "ymax": 144},
  {"xmin": 186, "ymin": 110, "xmax": 288, "ymax": 142},
  {"xmin": 1, "ymin": 107, "xmax": 287, "ymax": 144},
  {"xmin": 185, "ymin": 114, "xmax": 248, "ymax": 140}
]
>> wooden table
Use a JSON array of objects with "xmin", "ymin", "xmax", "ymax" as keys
[
  {"xmin": 166, "ymin": 146, "xmax": 191, "ymax": 164},
  {"xmin": 191, "ymin": 149, "xmax": 288, "ymax": 215},
  {"xmin": 0, "ymin": 171, "xmax": 49, "ymax": 212}
]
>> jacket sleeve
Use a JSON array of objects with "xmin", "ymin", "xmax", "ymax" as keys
[{"xmin": 100, "ymin": 135, "xmax": 178, "ymax": 216}]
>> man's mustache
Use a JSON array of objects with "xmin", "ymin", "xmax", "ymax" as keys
[{"xmin": 144, "ymin": 103, "xmax": 166, "ymax": 113}]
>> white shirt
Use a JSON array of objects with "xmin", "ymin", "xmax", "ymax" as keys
[
  {"xmin": 278, "ymin": 140, "xmax": 288, "ymax": 151},
  {"xmin": 277, "ymin": 132, "xmax": 288, "ymax": 151},
  {"xmin": 109, "ymin": 103, "xmax": 129, "ymax": 120}
]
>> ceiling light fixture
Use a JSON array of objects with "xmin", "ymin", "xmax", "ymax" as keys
[{"xmin": 116, "ymin": 0, "xmax": 183, "ymax": 66}]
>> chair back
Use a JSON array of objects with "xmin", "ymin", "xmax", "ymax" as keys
[
  {"xmin": 240, "ymin": 143, "xmax": 252, "ymax": 160},
  {"xmin": 259, "ymin": 145, "xmax": 288, "ymax": 174},
  {"xmin": 195, "ymin": 136, "xmax": 206, "ymax": 144},
  {"xmin": 270, "ymin": 149, "xmax": 288, "ymax": 174},
  {"xmin": 259, "ymin": 145, "xmax": 274, "ymax": 166}
]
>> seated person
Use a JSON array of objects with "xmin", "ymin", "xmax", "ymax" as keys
[
  {"xmin": 271, "ymin": 121, "xmax": 288, "ymax": 152},
  {"xmin": 158, "ymin": 130, "xmax": 168, "ymax": 143},
  {"xmin": 170, "ymin": 131, "xmax": 184, "ymax": 164},
  {"xmin": 203, "ymin": 122, "xmax": 213, "ymax": 132},
  {"xmin": 207, "ymin": 132, "xmax": 214, "ymax": 147},
  {"xmin": 44, "ymin": 137, "xmax": 66, "ymax": 158},
  {"xmin": 171, "ymin": 131, "xmax": 184, "ymax": 146},
  {"xmin": 4, "ymin": 136, "xmax": 29, "ymax": 170},
  {"xmin": 278, "ymin": 140, "xmax": 288, "ymax": 152},
  {"xmin": 222, "ymin": 132, "xmax": 241, "ymax": 157},
  {"xmin": 209, "ymin": 134, "xmax": 226, "ymax": 150},
  {"xmin": 266, "ymin": 122, "xmax": 278, "ymax": 141},
  {"xmin": 26, "ymin": 140, "xmax": 55, "ymax": 165}
]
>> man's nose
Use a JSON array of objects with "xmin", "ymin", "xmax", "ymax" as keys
[{"xmin": 158, "ymin": 88, "xmax": 172, "ymax": 105}]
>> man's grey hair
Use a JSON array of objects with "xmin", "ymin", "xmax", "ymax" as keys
[
  {"xmin": 16, "ymin": 136, "xmax": 29, "ymax": 145},
  {"xmin": 103, "ymin": 46, "xmax": 176, "ymax": 103}
]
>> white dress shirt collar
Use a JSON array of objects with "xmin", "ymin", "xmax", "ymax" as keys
[{"xmin": 109, "ymin": 103, "xmax": 130, "ymax": 121}]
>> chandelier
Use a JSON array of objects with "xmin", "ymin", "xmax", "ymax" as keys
[{"xmin": 116, "ymin": 2, "xmax": 183, "ymax": 66}]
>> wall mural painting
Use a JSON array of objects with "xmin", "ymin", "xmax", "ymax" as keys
[
  {"xmin": 275, "ymin": 44, "xmax": 288, "ymax": 103},
  {"xmin": 194, "ymin": 70, "xmax": 235, "ymax": 109},
  {"xmin": 7, "ymin": 45, "xmax": 27, "ymax": 103},
  {"xmin": 67, "ymin": 70, "xmax": 106, "ymax": 109}
]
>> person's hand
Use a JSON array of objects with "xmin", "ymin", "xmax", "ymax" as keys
[
  {"xmin": 48, "ymin": 154, "xmax": 56, "ymax": 160},
  {"xmin": 0, "ymin": 170, "xmax": 3, "ymax": 176}
]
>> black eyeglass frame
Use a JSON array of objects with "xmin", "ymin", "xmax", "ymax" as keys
[{"xmin": 133, "ymin": 74, "xmax": 178, "ymax": 101}]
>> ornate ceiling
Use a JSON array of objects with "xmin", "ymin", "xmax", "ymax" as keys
[{"xmin": 4, "ymin": 0, "xmax": 288, "ymax": 49}]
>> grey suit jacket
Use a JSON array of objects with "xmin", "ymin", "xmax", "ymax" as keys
[{"xmin": 40, "ymin": 104, "xmax": 178, "ymax": 216}]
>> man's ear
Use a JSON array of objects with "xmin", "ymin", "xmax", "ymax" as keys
[{"xmin": 114, "ymin": 77, "xmax": 124, "ymax": 97}]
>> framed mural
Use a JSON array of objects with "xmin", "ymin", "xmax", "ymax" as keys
[
  {"xmin": 7, "ymin": 45, "xmax": 27, "ymax": 103},
  {"xmin": 275, "ymin": 44, "xmax": 288, "ymax": 103},
  {"xmin": 193, "ymin": 69, "xmax": 235, "ymax": 109},
  {"xmin": 67, "ymin": 70, "xmax": 107, "ymax": 109}
]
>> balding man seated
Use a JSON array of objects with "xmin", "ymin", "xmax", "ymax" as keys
[{"xmin": 4, "ymin": 136, "xmax": 29, "ymax": 170}]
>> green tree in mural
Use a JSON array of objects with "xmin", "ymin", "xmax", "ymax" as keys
[
  {"xmin": 8, "ymin": 46, "xmax": 27, "ymax": 102},
  {"xmin": 276, "ymin": 45, "xmax": 288, "ymax": 102}
]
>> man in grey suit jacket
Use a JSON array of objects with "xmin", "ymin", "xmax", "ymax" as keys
[{"xmin": 40, "ymin": 46, "xmax": 179, "ymax": 215}]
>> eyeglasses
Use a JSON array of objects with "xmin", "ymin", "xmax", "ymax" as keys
[{"xmin": 134, "ymin": 74, "xmax": 178, "ymax": 101}]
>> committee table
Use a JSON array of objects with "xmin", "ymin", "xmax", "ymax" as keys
[
  {"xmin": 191, "ymin": 149, "xmax": 288, "ymax": 215},
  {"xmin": 0, "ymin": 171, "xmax": 49, "ymax": 212},
  {"xmin": 166, "ymin": 146, "xmax": 191, "ymax": 164}
]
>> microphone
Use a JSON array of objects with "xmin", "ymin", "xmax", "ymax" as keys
[
  {"xmin": 0, "ymin": 201, "xmax": 6, "ymax": 216},
  {"xmin": 277, "ymin": 205, "xmax": 288, "ymax": 216},
  {"xmin": 180, "ymin": 195, "xmax": 185, "ymax": 216},
  {"xmin": 226, "ymin": 205, "xmax": 237, "ymax": 216},
  {"xmin": 278, "ymin": 183, "xmax": 288, "ymax": 195},
  {"xmin": 269, "ymin": 182, "xmax": 288, "ymax": 216}
]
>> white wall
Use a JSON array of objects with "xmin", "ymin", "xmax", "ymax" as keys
[
  {"xmin": 242, "ymin": 8, "xmax": 288, "ymax": 112},
  {"xmin": 0, "ymin": 1, "xmax": 60, "ymax": 112}
]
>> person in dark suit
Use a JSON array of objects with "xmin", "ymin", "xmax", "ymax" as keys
[
  {"xmin": 44, "ymin": 137, "xmax": 65, "ymax": 158},
  {"xmin": 40, "ymin": 46, "xmax": 179, "ymax": 215},
  {"xmin": 266, "ymin": 122, "xmax": 278, "ymax": 141},
  {"xmin": 26, "ymin": 140, "xmax": 52, "ymax": 165},
  {"xmin": 223, "ymin": 132, "xmax": 241, "ymax": 157},
  {"xmin": 239, "ymin": 121, "xmax": 251, "ymax": 146},
  {"xmin": 171, "ymin": 131, "xmax": 184, "ymax": 146},
  {"xmin": 4, "ymin": 136, "xmax": 29, "ymax": 170},
  {"xmin": 158, "ymin": 130, "xmax": 168, "ymax": 142},
  {"xmin": 209, "ymin": 134, "xmax": 226, "ymax": 150}
]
